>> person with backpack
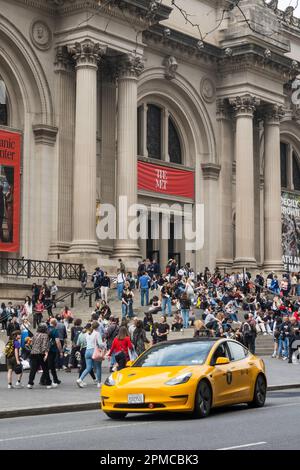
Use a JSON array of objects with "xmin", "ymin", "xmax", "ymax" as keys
[
  {"xmin": 105, "ymin": 316, "xmax": 119, "ymax": 372},
  {"xmin": 40, "ymin": 318, "xmax": 63, "ymax": 386},
  {"xmin": 107, "ymin": 326, "xmax": 133, "ymax": 371},
  {"xmin": 5, "ymin": 330, "xmax": 23, "ymax": 389},
  {"xmin": 132, "ymin": 319, "xmax": 150, "ymax": 356},
  {"xmin": 76, "ymin": 321, "xmax": 106, "ymax": 388},
  {"xmin": 27, "ymin": 323, "xmax": 53, "ymax": 389},
  {"xmin": 240, "ymin": 313, "xmax": 257, "ymax": 354},
  {"xmin": 66, "ymin": 318, "xmax": 83, "ymax": 371}
]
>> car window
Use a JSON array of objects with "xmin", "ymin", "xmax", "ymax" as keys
[
  {"xmin": 227, "ymin": 341, "xmax": 247, "ymax": 361},
  {"xmin": 211, "ymin": 342, "xmax": 230, "ymax": 365}
]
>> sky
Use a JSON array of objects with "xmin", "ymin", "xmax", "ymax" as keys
[{"xmin": 278, "ymin": 0, "xmax": 300, "ymax": 17}]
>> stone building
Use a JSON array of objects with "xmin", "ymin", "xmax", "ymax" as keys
[{"xmin": 1, "ymin": 0, "xmax": 300, "ymax": 273}]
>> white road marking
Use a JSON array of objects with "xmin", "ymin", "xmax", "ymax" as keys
[
  {"xmin": 217, "ymin": 442, "xmax": 267, "ymax": 450},
  {"xmin": 0, "ymin": 422, "xmax": 144, "ymax": 443}
]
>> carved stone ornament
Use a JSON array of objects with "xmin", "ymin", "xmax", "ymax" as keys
[
  {"xmin": 30, "ymin": 19, "xmax": 52, "ymax": 51},
  {"xmin": 264, "ymin": 104, "xmax": 285, "ymax": 123},
  {"xmin": 68, "ymin": 40, "xmax": 106, "ymax": 68},
  {"xmin": 163, "ymin": 56, "xmax": 178, "ymax": 80},
  {"xmin": 200, "ymin": 77, "xmax": 216, "ymax": 103},
  {"xmin": 118, "ymin": 54, "xmax": 145, "ymax": 79},
  {"xmin": 229, "ymin": 95, "xmax": 259, "ymax": 116}
]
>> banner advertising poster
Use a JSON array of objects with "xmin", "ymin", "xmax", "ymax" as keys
[
  {"xmin": 281, "ymin": 191, "xmax": 300, "ymax": 272},
  {"xmin": 137, "ymin": 161, "xmax": 195, "ymax": 200},
  {"xmin": 0, "ymin": 128, "xmax": 21, "ymax": 252}
]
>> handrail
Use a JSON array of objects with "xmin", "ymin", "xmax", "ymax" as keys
[{"xmin": 0, "ymin": 257, "xmax": 83, "ymax": 280}]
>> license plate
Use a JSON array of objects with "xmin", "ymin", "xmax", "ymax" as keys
[{"xmin": 128, "ymin": 394, "xmax": 144, "ymax": 404}]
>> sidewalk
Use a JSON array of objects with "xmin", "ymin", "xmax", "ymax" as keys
[{"xmin": 0, "ymin": 357, "xmax": 299, "ymax": 419}]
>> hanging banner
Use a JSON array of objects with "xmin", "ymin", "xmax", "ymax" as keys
[
  {"xmin": 281, "ymin": 191, "xmax": 300, "ymax": 272},
  {"xmin": 0, "ymin": 129, "xmax": 21, "ymax": 252},
  {"xmin": 137, "ymin": 161, "xmax": 195, "ymax": 200}
]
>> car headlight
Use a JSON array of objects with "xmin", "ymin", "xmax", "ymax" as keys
[
  {"xmin": 165, "ymin": 372, "xmax": 192, "ymax": 386},
  {"xmin": 104, "ymin": 374, "xmax": 116, "ymax": 386}
]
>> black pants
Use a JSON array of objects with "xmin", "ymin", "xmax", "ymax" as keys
[
  {"xmin": 79, "ymin": 348, "xmax": 96, "ymax": 379},
  {"xmin": 29, "ymin": 354, "xmax": 51, "ymax": 386},
  {"xmin": 244, "ymin": 336, "xmax": 256, "ymax": 354},
  {"xmin": 68, "ymin": 345, "xmax": 80, "ymax": 368},
  {"xmin": 33, "ymin": 313, "xmax": 42, "ymax": 329},
  {"xmin": 1, "ymin": 319, "xmax": 7, "ymax": 330},
  {"xmin": 55, "ymin": 340, "xmax": 65, "ymax": 369},
  {"xmin": 41, "ymin": 351, "xmax": 59, "ymax": 384}
]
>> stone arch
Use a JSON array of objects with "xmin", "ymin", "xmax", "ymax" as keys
[
  {"xmin": 138, "ymin": 67, "xmax": 216, "ymax": 167},
  {"xmin": 0, "ymin": 14, "xmax": 54, "ymax": 126}
]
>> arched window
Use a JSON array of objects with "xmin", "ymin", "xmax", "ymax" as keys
[
  {"xmin": 137, "ymin": 102, "xmax": 183, "ymax": 165},
  {"xmin": 0, "ymin": 78, "xmax": 8, "ymax": 126},
  {"xmin": 280, "ymin": 141, "xmax": 300, "ymax": 191}
]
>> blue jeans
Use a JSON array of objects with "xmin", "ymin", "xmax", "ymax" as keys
[
  {"xmin": 162, "ymin": 297, "xmax": 172, "ymax": 317},
  {"xmin": 181, "ymin": 309, "xmax": 189, "ymax": 329},
  {"xmin": 141, "ymin": 288, "xmax": 149, "ymax": 306},
  {"xmin": 278, "ymin": 337, "xmax": 289, "ymax": 358},
  {"xmin": 229, "ymin": 313, "xmax": 238, "ymax": 322},
  {"xmin": 117, "ymin": 283, "xmax": 124, "ymax": 300},
  {"xmin": 80, "ymin": 348, "xmax": 102, "ymax": 382},
  {"xmin": 122, "ymin": 301, "xmax": 133, "ymax": 319}
]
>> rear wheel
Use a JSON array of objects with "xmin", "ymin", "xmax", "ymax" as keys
[
  {"xmin": 193, "ymin": 380, "xmax": 212, "ymax": 419},
  {"xmin": 104, "ymin": 412, "xmax": 127, "ymax": 420},
  {"xmin": 248, "ymin": 374, "xmax": 267, "ymax": 408}
]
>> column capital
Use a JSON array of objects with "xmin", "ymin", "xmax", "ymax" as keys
[
  {"xmin": 54, "ymin": 45, "xmax": 73, "ymax": 73},
  {"xmin": 229, "ymin": 95, "xmax": 260, "ymax": 117},
  {"xmin": 264, "ymin": 104, "xmax": 285, "ymax": 125},
  {"xmin": 201, "ymin": 163, "xmax": 221, "ymax": 180},
  {"xmin": 68, "ymin": 40, "xmax": 107, "ymax": 69},
  {"xmin": 216, "ymin": 98, "xmax": 232, "ymax": 121},
  {"xmin": 117, "ymin": 53, "xmax": 145, "ymax": 80}
]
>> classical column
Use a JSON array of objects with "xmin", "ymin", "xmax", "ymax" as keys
[
  {"xmin": 160, "ymin": 212, "xmax": 169, "ymax": 272},
  {"xmin": 49, "ymin": 46, "xmax": 75, "ymax": 256},
  {"xmin": 216, "ymin": 99, "xmax": 234, "ymax": 270},
  {"xmin": 263, "ymin": 105, "xmax": 284, "ymax": 272},
  {"xmin": 230, "ymin": 95, "xmax": 258, "ymax": 270},
  {"xmin": 68, "ymin": 40, "xmax": 106, "ymax": 254},
  {"xmin": 113, "ymin": 54, "xmax": 144, "ymax": 260}
]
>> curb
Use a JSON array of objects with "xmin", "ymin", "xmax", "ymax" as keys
[{"xmin": 1, "ymin": 383, "xmax": 300, "ymax": 419}]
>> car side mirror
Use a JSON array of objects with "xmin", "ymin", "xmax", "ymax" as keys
[
  {"xmin": 215, "ymin": 357, "xmax": 230, "ymax": 365},
  {"xmin": 126, "ymin": 361, "xmax": 133, "ymax": 367}
]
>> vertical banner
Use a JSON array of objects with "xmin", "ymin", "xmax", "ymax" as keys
[
  {"xmin": 281, "ymin": 191, "xmax": 300, "ymax": 272},
  {"xmin": 0, "ymin": 129, "xmax": 21, "ymax": 252}
]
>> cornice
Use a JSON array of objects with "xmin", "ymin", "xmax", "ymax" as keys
[{"xmin": 263, "ymin": 1, "xmax": 300, "ymax": 33}]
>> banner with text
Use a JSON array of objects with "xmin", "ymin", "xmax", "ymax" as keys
[
  {"xmin": 137, "ymin": 161, "xmax": 195, "ymax": 200},
  {"xmin": 281, "ymin": 191, "xmax": 300, "ymax": 272},
  {"xmin": 0, "ymin": 129, "xmax": 21, "ymax": 252}
]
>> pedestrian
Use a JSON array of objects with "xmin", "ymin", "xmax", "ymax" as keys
[
  {"xmin": 119, "ymin": 258, "xmax": 126, "ymax": 274},
  {"xmin": 5, "ymin": 330, "xmax": 23, "ymax": 389},
  {"xmin": 105, "ymin": 316, "xmax": 119, "ymax": 372},
  {"xmin": 76, "ymin": 323, "xmax": 96, "ymax": 382},
  {"xmin": 180, "ymin": 292, "xmax": 191, "ymax": 329},
  {"xmin": 240, "ymin": 313, "xmax": 257, "ymax": 354},
  {"xmin": 116, "ymin": 269, "xmax": 126, "ymax": 301},
  {"xmin": 79, "ymin": 266, "xmax": 88, "ymax": 299},
  {"xmin": 161, "ymin": 282, "xmax": 172, "ymax": 317},
  {"xmin": 51, "ymin": 281, "xmax": 58, "ymax": 308},
  {"xmin": 139, "ymin": 271, "xmax": 151, "ymax": 307},
  {"xmin": 132, "ymin": 319, "xmax": 150, "ymax": 356},
  {"xmin": 156, "ymin": 315, "xmax": 170, "ymax": 343},
  {"xmin": 278, "ymin": 316, "xmax": 291, "ymax": 360},
  {"xmin": 121, "ymin": 281, "xmax": 134, "ymax": 319},
  {"xmin": 76, "ymin": 321, "xmax": 105, "ymax": 388},
  {"xmin": 100, "ymin": 272, "xmax": 110, "ymax": 303},
  {"xmin": 40, "ymin": 318, "xmax": 63, "ymax": 386},
  {"xmin": 0, "ymin": 302, "xmax": 9, "ymax": 332},
  {"xmin": 54, "ymin": 314, "xmax": 67, "ymax": 370},
  {"xmin": 33, "ymin": 299, "xmax": 44, "ymax": 329},
  {"xmin": 27, "ymin": 323, "xmax": 53, "ymax": 389},
  {"xmin": 67, "ymin": 318, "xmax": 83, "ymax": 370},
  {"xmin": 107, "ymin": 326, "xmax": 133, "ymax": 370},
  {"xmin": 61, "ymin": 305, "xmax": 73, "ymax": 332},
  {"xmin": 6, "ymin": 314, "xmax": 20, "ymax": 338}
]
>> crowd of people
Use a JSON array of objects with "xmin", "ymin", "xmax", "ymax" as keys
[{"xmin": 1, "ymin": 261, "xmax": 300, "ymax": 390}]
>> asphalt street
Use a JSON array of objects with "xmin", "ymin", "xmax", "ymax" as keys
[{"xmin": 0, "ymin": 389, "xmax": 299, "ymax": 450}]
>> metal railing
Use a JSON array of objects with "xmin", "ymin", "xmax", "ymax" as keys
[{"xmin": 0, "ymin": 258, "xmax": 83, "ymax": 281}]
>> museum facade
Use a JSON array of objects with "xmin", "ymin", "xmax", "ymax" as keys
[{"xmin": 1, "ymin": 0, "xmax": 300, "ymax": 273}]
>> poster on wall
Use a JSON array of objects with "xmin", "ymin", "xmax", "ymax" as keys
[
  {"xmin": 281, "ymin": 191, "xmax": 300, "ymax": 272},
  {"xmin": 0, "ymin": 129, "xmax": 21, "ymax": 252}
]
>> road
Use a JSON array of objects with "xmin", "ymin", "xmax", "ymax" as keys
[{"xmin": 0, "ymin": 389, "xmax": 299, "ymax": 450}]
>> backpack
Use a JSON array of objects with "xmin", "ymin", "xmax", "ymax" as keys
[
  {"xmin": 4, "ymin": 340, "xmax": 14, "ymax": 358},
  {"xmin": 242, "ymin": 322, "xmax": 255, "ymax": 338}
]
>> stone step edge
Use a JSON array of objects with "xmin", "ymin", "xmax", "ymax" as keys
[{"xmin": 1, "ymin": 383, "xmax": 300, "ymax": 419}]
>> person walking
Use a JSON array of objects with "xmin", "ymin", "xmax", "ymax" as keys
[
  {"xmin": 33, "ymin": 299, "xmax": 44, "ymax": 329},
  {"xmin": 240, "ymin": 313, "xmax": 257, "ymax": 354},
  {"xmin": 121, "ymin": 282, "xmax": 134, "ymax": 319},
  {"xmin": 54, "ymin": 314, "xmax": 67, "ymax": 370},
  {"xmin": 139, "ymin": 271, "xmax": 151, "ymax": 307},
  {"xmin": 5, "ymin": 330, "xmax": 23, "ymax": 389},
  {"xmin": 156, "ymin": 315, "xmax": 170, "ymax": 343},
  {"xmin": 76, "ymin": 323, "xmax": 96, "ymax": 382},
  {"xmin": 161, "ymin": 282, "xmax": 172, "ymax": 317},
  {"xmin": 278, "ymin": 316, "xmax": 292, "ymax": 360},
  {"xmin": 180, "ymin": 292, "xmax": 191, "ymax": 329},
  {"xmin": 76, "ymin": 321, "xmax": 106, "ymax": 388},
  {"xmin": 107, "ymin": 326, "xmax": 133, "ymax": 370},
  {"xmin": 40, "ymin": 318, "xmax": 63, "ymax": 386},
  {"xmin": 61, "ymin": 305, "xmax": 73, "ymax": 332},
  {"xmin": 100, "ymin": 272, "xmax": 110, "ymax": 303},
  {"xmin": 50, "ymin": 281, "xmax": 58, "ymax": 308},
  {"xmin": 132, "ymin": 319, "xmax": 150, "ymax": 356},
  {"xmin": 79, "ymin": 266, "xmax": 88, "ymax": 299},
  {"xmin": 116, "ymin": 269, "xmax": 126, "ymax": 301},
  {"xmin": 27, "ymin": 324, "xmax": 53, "ymax": 389}
]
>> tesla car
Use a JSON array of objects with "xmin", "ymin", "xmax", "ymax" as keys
[{"xmin": 101, "ymin": 337, "xmax": 267, "ymax": 419}]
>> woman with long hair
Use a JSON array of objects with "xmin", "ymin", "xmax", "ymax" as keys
[
  {"xmin": 107, "ymin": 326, "xmax": 133, "ymax": 370},
  {"xmin": 132, "ymin": 319, "xmax": 150, "ymax": 356},
  {"xmin": 76, "ymin": 321, "xmax": 105, "ymax": 388}
]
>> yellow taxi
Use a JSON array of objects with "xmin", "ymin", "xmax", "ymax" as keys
[{"xmin": 101, "ymin": 337, "xmax": 267, "ymax": 420}]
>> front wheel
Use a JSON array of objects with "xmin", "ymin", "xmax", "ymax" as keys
[
  {"xmin": 193, "ymin": 380, "xmax": 212, "ymax": 419},
  {"xmin": 104, "ymin": 412, "xmax": 127, "ymax": 420},
  {"xmin": 248, "ymin": 374, "xmax": 267, "ymax": 408}
]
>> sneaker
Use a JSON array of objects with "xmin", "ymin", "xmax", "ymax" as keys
[
  {"xmin": 55, "ymin": 380, "xmax": 62, "ymax": 385},
  {"xmin": 263, "ymin": 332, "xmax": 267, "ymax": 336},
  {"xmin": 283, "ymin": 356, "xmax": 288, "ymax": 361},
  {"xmin": 271, "ymin": 353, "xmax": 276, "ymax": 358},
  {"xmin": 97, "ymin": 382, "xmax": 102, "ymax": 388},
  {"xmin": 8, "ymin": 384, "xmax": 14, "ymax": 389},
  {"xmin": 15, "ymin": 382, "xmax": 24, "ymax": 389},
  {"xmin": 46, "ymin": 385, "xmax": 53, "ymax": 389},
  {"xmin": 93, "ymin": 379, "xmax": 98, "ymax": 385},
  {"xmin": 51, "ymin": 382, "xmax": 58, "ymax": 388},
  {"xmin": 27, "ymin": 384, "xmax": 33, "ymax": 389},
  {"xmin": 76, "ymin": 378, "xmax": 87, "ymax": 388}
]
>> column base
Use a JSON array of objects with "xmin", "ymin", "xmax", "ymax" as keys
[
  {"xmin": 68, "ymin": 240, "xmax": 100, "ymax": 255},
  {"xmin": 216, "ymin": 258, "xmax": 234, "ymax": 270},
  {"xmin": 233, "ymin": 257, "xmax": 257, "ymax": 270},
  {"xmin": 48, "ymin": 242, "xmax": 71, "ymax": 256},
  {"xmin": 263, "ymin": 260, "xmax": 283, "ymax": 273},
  {"xmin": 111, "ymin": 244, "xmax": 141, "ymax": 260}
]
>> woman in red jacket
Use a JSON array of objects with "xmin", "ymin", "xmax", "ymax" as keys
[{"xmin": 107, "ymin": 326, "xmax": 133, "ymax": 370}]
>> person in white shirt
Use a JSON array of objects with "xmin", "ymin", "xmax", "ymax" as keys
[{"xmin": 117, "ymin": 269, "xmax": 126, "ymax": 301}]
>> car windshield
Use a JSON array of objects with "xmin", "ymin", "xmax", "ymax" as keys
[{"xmin": 133, "ymin": 341, "xmax": 213, "ymax": 367}]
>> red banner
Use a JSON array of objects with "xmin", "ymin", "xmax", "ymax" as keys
[
  {"xmin": 138, "ymin": 161, "xmax": 195, "ymax": 199},
  {"xmin": 0, "ymin": 129, "xmax": 21, "ymax": 252}
]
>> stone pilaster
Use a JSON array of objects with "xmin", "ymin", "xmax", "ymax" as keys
[
  {"xmin": 112, "ymin": 54, "xmax": 144, "ymax": 260},
  {"xmin": 216, "ymin": 99, "xmax": 234, "ymax": 270},
  {"xmin": 49, "ymin": 46, "xmax": 75, "ymax": 256},
  {"xmin": 263, "ymin": 104, "xmax": 284, "ymax": 272},
  {"xmin": 68, "ymin": 40, "xmax": 106, "ymax": 254},
  {"xmin": 230, "ymin": 94, "xmax": 259, "ymax": 270}
]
